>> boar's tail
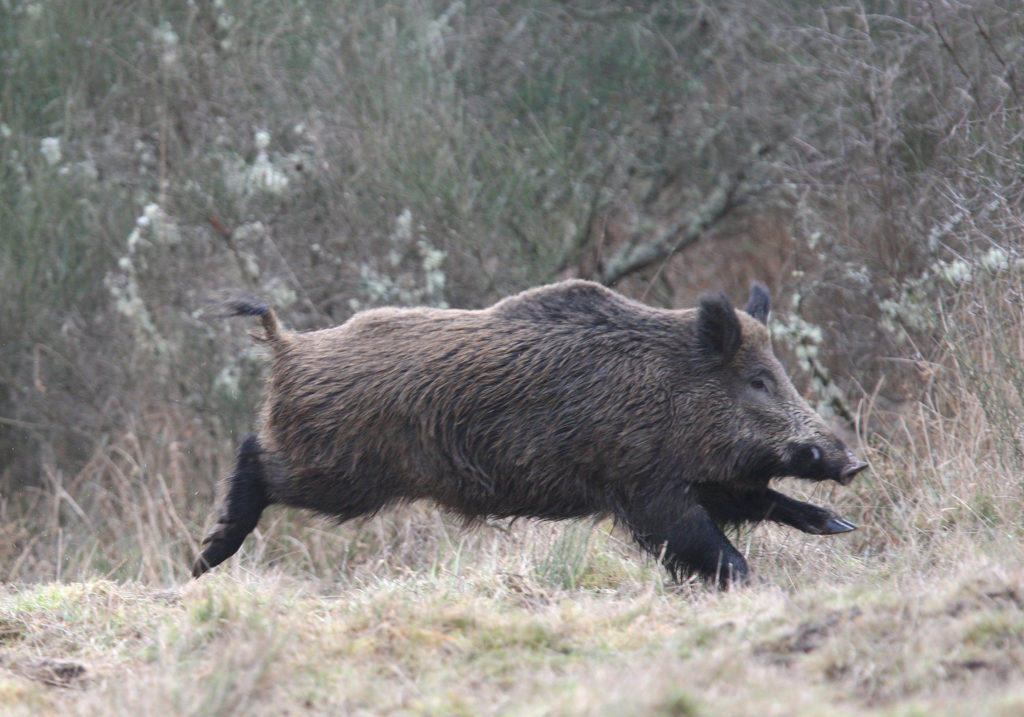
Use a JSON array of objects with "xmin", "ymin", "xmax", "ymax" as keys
[{"xmin": 221, "ymin": 294, "xmax": 281, "ymax": 345}]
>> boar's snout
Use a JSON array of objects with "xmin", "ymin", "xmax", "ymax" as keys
[
  {"xmin": 787, "ymin": 442, "xmax": 868, "ymax": 485},
  {"xmin": 838, "ymin": 450, "xmax": 869, "ymax": 486}
]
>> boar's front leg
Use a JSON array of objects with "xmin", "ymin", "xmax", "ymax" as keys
[
  {"xmin": 619, "ymin": 486, "xmax": 749, "ymax": 588},
  {"xmin": 757, "ymin": 489, "xmax": 857, "ymax": 535},
  {"xmin": 696, "ymin": 485, "xmax": 856, "ymax": 535}
]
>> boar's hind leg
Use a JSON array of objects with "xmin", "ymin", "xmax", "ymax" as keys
[
  {"xmin": 621, "ymin": 495, "xmax": 749, "ymax": 588},
  {"xmin": 698, "ymin": 486, "xmax": 856, "ymax": 535},
  {"xmin": 192, "ymin": 434, "xmax": 270, "ymax": 578}
]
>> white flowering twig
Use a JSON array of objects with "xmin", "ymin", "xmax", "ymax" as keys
[{"xmin": 349, "ymin": 209, "xmax": 448, "ymax": 311}]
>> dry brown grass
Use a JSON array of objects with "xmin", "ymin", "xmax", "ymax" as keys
[
  {"xmin": 2, "ymin": 272, "xmax": 1024, "ymax": 715},
  {"xmin": 4, "ymin": 249, "xmax": 1023, "ymax": 717},
  {"xmin": 1, "ymin": 550, "xmax": 1022, "ymax": 715},
  {"xmin": 2, "ymin": 322, "xmax": 1024, "ymax": 714}
]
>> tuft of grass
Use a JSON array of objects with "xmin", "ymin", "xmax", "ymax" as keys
[{"xmin": 534, "ymin": 520, "xmax": 594, "ymax": 590}]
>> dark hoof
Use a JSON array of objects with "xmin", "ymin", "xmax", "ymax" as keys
[
  {"xmin": 191, "ymin": 520, "xmax": 244, "ymax": 578},
  {"xmin": 821, "ymin": 516, "xmax": 857, "ymax": 534},
  {"xmin": 713, "ymin": 557, "xmax": 751, "ymax": 589},
  {"xmin": 191, "ymin": 556, "xmax": 212, "ymax": 579}
]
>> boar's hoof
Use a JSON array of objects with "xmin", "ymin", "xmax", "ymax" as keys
[
  {"xmin": 821, "ymin": 516, "xmax": 858, "ymax": 535},
  {"xmin": 191, "ymin": 520, "xmax": 245, "ymax": 578}
]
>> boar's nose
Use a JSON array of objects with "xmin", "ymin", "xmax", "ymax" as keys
[{"xmin": 837, "ymin": 451, "xmax": 869, "ymax": 486}]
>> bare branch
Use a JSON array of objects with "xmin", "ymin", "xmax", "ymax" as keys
[
  {"xmin": 972, "ymin": 11, "xmax": 1020, "ymax": 104},
  {"xmin": 928, "ymin": 2, "xmax": 976, "ymax": 97},
  {"xmin": 551, "ymin": 156, "xmax": 620, "ymax": 278},
  {"xmin": 598, "ymin": 143, "xmax": 770, "ymax": 286}
]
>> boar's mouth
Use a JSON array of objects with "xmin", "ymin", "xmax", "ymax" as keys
[{"xmin": 836, "ymin": 457, "xmax": 869, "ymax": 486}]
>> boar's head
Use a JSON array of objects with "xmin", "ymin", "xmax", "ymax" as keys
[{"xmin": 688, "ymin": 284, "xmax": 868, "ymax": 487}]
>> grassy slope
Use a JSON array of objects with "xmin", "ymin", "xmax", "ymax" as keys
[{"xmin": 1, "ymin": 514, "xmax": 1022, "ymax": 716}]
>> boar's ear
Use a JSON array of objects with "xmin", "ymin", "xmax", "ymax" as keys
[
  {"xmin": 744, "ymin": 283, "xmax": 771, "ymax": 325},
  {"xmin": 698, "ymin": 293, "xmax": 741, "ymax": 364}
]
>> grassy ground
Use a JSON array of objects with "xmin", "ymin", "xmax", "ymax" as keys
[{"xmin": 2, "ymin": 532, "xmax": 1022, "ymax": 716}]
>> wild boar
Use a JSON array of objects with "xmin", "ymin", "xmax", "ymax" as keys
[{"xmin": 192, "ymin": 280, "xmax": 867, "ymax": 586}]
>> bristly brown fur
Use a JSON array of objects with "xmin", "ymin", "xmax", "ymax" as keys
[{"xmin": 193, "ymin": 280, "xmax": 866, "ymax": 586}]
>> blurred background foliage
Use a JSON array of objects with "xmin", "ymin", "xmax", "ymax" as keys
[{"xmin": 1, "ymin": 0, "xmax": 1021, "ymax": 582}]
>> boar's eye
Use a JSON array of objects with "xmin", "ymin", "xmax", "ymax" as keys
[{"xmin": 747, "ymin": 371, "xmax": 773, "ymax": 393}]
